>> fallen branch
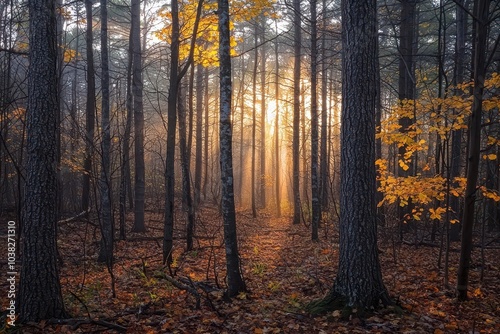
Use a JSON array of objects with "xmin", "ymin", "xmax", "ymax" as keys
[
  {"xmin": 58, "ymin": 210, "xmax": 90, "ymax": 225},
  {"xmin": 161, "ymin": 274, "xmax": 201, "ymax": 309}
]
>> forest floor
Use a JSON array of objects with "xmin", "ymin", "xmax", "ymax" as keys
[{"xmin": 1, "ymin": 206, "xmax": 500, "ymax": 333}]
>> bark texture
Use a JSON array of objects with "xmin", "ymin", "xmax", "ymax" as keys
[
  {"xmin": 331, "ymin": 0, "xmax": 390, "ymax": 308},
  {"xmin": 218, "ymin": 0, "xmax": 246, "ymax": 297},
  {"xmin": 20, "ymin": 0, "xmax": 66, "ymax": 321}
]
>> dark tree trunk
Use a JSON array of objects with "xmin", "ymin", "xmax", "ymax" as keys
[
  {"xmin": 178, "ymin": 84, "xmax": 195, "ymax": 251},
  {"xmin": 119, "ymin": 18, "xmax": 134, "ymax": 241},
  {"xmin": 449, "ymin": 0, "xmax": 468, "ymax": 241},
  {"xmin": 164, "ymin": 0, "xmax": 180, "ymax": 265},
  {"xmin": 292, "ymin": 0, "xmax": 301, "ymax": 225},
  {"xmin": 274, "ymin": 30, "xmax": 281, "ymax": 218},
  {"xmin": 457, "ymin": 0, "xmax": 489, "ymax": 301},
  {"xmin": 251, "ymin": 24, "xmax": 258, "ymax": 218},
  {"xmin": 218, "ymin": 0, "xmax": 246, "ymax": 297},
  {"xmin": 324, "ymin": 0, "xmax": 390, "ymax": 309},
  {"xmin": 20, "ymin": 0, "xmax": 66, "ymax": 321},
  {"xmin": 131, "ymin": 0, "xmax": 146, "ymax": 232},
  {"xmin": 203, "ymin": 67, "xmax": 210, "ymax": 200},
  {"xmin": 194, "ymin": 64, "xmax": 203, "ymax": 207},
  {"xmin": 82, "ymin": 0, "xmax": 96, "ymax": 213},
  {"xmin": 260, "ymin": 21, "xmax": 266, "ymax": 209},
  {"xmin": 97, "ymin": 0, "xmax": 114, "ymax": 266},
  {"xmin": 397, "ymin": 0, "xmax": 417, "ymax": 235},
  {"xmin": 320, "ymin": 0, "xmax": 328, "ymax": 212},
  {"xmin": 310, "ymin": 0, "xmax": 320, "ymax": 241}
]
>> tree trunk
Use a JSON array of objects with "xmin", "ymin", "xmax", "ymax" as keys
[
  {"xmin": 274, "ymin": 28, "xmax": 281, "ymax": 218},
  {"xmin": 314, "ymin": 0, "xmax": 390, "ymax": 310},
  {"xmin": 163, "ymin": 0, "xmax": 180, "ymax": 265},
  {"xmin": 320, "ymin": 0, "xmax": 328, "ymax": 212},
  {"xmin": 449, "ymin": 0, "xmax": 468, "ymax": 241},
  {"xmin": 457, "ymin": 0, "xmax": 489, "ymax": 301},
  {"xmin": 82, "ymin": 0, "xmax": 96, "ymax": 214},
  {"xmin": 194, "ymin": 64, "xmax": 203, "ymax": 207},
  {"xmin": 20, "ymin": 0, "xmax": 66, "ymax": 321},
  {"xmin": 260, "ymin": 20, "xmax": 266, "ymax": 209},
  {"xmin": 251, "ymin": 23, "xmax": 258, "ymax": 218},
  {"xmin": 97, "ymin": 0, "xmax": 114, "ymax": 266},
  {"xmin": 178, "ymin": 83, "xmax": 195, "ymax": 251},
  {"xmin": 397, "ymin": 0, "xmax": 417, "ymax": 236},
  {"xmin": 310, "ymin": 0, "xmax": 320, "ymax": 241},
  {"xmin": 119, "ymin": 18, "xmax": 134, "ymax": 240},
  {"xmin": 131, "ymin": 0, "xmax": 146, "ymax": 232},
  {"xmin": 218, "ymin": 0, "xmax": 246, "ymax": 297},
  {"xmin": 292, "ymin": 0, "xmax": 301, "ymax": 225}
]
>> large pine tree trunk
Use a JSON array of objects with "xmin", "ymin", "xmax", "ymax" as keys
[
  {"xmin": 274, "ymin": 31, "xmax": 281, "ymax": 218},
  {"xmin": 131, "ymin": 0, "xmax": 146, "ymax": 232},
  {"xmin": 312, "ymin": 0, "xmax": 390, "ymax": 310},
  {"xmin": 218, "ymin": 0, "xmax": 246, "ymax": 297},
  {"xmin": 20, "ymin": 0, "xmax": 66, "ymax": 321}
]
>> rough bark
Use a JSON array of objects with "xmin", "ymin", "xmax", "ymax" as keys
[
  {"xmin": 20, "ymin": 0, "xmax": 66, "ymax": 321},
  {"xmin": 312, "ymin": 0, "xmax": 390, "ymax": 310},
  {"xmin": 218, "ymin": 0, "xmax": 246, "ymax": 297}
]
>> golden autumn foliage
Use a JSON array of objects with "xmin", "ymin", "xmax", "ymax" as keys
[
  {"xmin": 155, "ymin": 0, "xmax": 276, "ymax": 66},
  {"xmin": 377, "ymin": 73, "xmax": 500, "ymax": 222}
]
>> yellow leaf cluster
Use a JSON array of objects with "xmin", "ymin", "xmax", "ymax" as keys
[{"xmin": 156, "ymin": 0, "xmax": 275, "ymax": 67}]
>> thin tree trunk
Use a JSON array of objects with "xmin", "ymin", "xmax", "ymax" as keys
[
  {"xmin": 457, "ymin": 0, "xmax": 489, "ymax": 301},
  {"xmin": 178, "ymin": 84, "xmax": 195, "ymax": 251},
  {"xmin": 82, "ymin": 0, "xmax": 96, "ymax": 213},
  {"xmin": 310, "ymin": 0, "xmax": 320, "ymax": 241},
  {"xmin": 119, "ymin": 19, "xmax": 134, "ymax": 241},
  {"xmin": 320, "ymin": 0, "xmax": 328, "ymax": 212},
  {"xmin": 292, "ymin": 0, "xmax": 301, "ymax": 225},
  {"xmin": 194, "ymin": 64, "xmax": 204, "ymax": 207},
  {"xmin": 274, "ymin": 27, "xmax": 281, "ymax": 218},
  {"xmin": 97, "ymin": 0, "xmax": 114, "ymax": 267},
  {"xmin": 218, "ymin": 0, "xmax": 246, "ymax": 297},
  {"xmin": 251, "ymin": 24, "xmax": 258, "ymax": 218},
  {"xmin": 260, "ymin": 20, "xmax": 266, "ymax": 209},
  {"xmin": 164, "ymin": 0, "xmax": 180, "ymax": 265},
  {"xmin": 131, "ymin": 0, "xmax": 146, "ymax": 232}
]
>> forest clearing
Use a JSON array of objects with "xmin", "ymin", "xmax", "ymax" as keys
[{"xmin": 1, "ymin": 208, "xmax": 499, "ymax": 333}]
